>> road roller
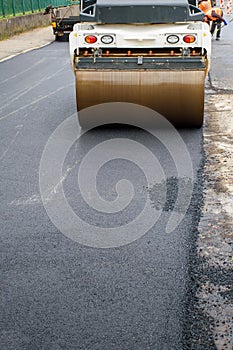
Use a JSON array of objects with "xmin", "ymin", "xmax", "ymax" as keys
[{"xmin": 69, "ymin": 0, "xmax": 211, "ymax": 127}]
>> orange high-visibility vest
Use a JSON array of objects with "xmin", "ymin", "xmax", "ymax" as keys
[
  {"xmin": 199, "ymin": 0, "xmax": 212, "ymax": 13},
  {"xmin": 206, "ymin": 7, "xmax": 223, "ymax": 20}
]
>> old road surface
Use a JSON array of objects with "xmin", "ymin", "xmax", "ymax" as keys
[{"xmin": 0, "ymin": 23, "xmax": 232, "ymax": 350}]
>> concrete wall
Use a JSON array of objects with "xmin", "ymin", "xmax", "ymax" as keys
[{"xmin": 0, "ymin": 13, "xmax": 51, "ymax": 41}]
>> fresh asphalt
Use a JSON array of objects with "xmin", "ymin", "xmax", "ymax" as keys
[
  {"xmin": 2, "ymin": 15, "xmax": 233, "ymax": 350},
  {"xmin": 0, "ymin": 40, "xmax": 207, "ymax": 350}
]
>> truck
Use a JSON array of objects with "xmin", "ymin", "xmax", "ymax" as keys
[
  {"xmin": 69, "ymin": 0, "xmax": 212, "ymax": 128},
  {"xmin": 50, "ymin": 2, "xmax": 80, "ymax": 41}
]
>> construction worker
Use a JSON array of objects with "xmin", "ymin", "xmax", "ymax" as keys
[
  {"xmin": 198, "ymin": 0, "xmax": 213, "ymax": 14},
  {"xmin": 204, "ymin": 7, "xmax": 228, "ymax": 40},
  {"xmin": 198, "ymin": 0, "xmax": 218, "ymax": 13}
]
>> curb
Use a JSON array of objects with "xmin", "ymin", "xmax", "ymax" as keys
[{"xmin": 0, "ymin": 40, "xmax": 54, "ymax": 63}]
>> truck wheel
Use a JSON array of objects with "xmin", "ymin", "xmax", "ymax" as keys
[
  {"xmin": 55, "ymin": 34, "xmax": 69, "ymax": 42},
  {"xmin": 55, "ymin": 34, "xmax": 61, "ymax": 41},
  {"xmin": 63, "ymin": 33, "xmax": 69, "ymax": 42}
]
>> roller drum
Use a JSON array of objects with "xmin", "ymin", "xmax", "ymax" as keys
[{"xmin": 75, "ymin": 69, "xmax": 205, "ymax": 128}]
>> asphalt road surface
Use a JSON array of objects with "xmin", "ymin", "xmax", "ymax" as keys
[{"xmin": 1, "ymin": 42, "xmax": 205, "ymax": 350}]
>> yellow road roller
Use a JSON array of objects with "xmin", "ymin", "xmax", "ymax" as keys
[{"xmin": 69, "ymin": 0, "xmax": 211, "ymax": 127}]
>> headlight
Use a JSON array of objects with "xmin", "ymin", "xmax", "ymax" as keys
[
  {"xmin": 101, "ymin": 35, "xmax": 114, "ymax": 44},
  {"xmin": 166, "ymin": 35, "xmax": 179, "ymax": 44}
]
